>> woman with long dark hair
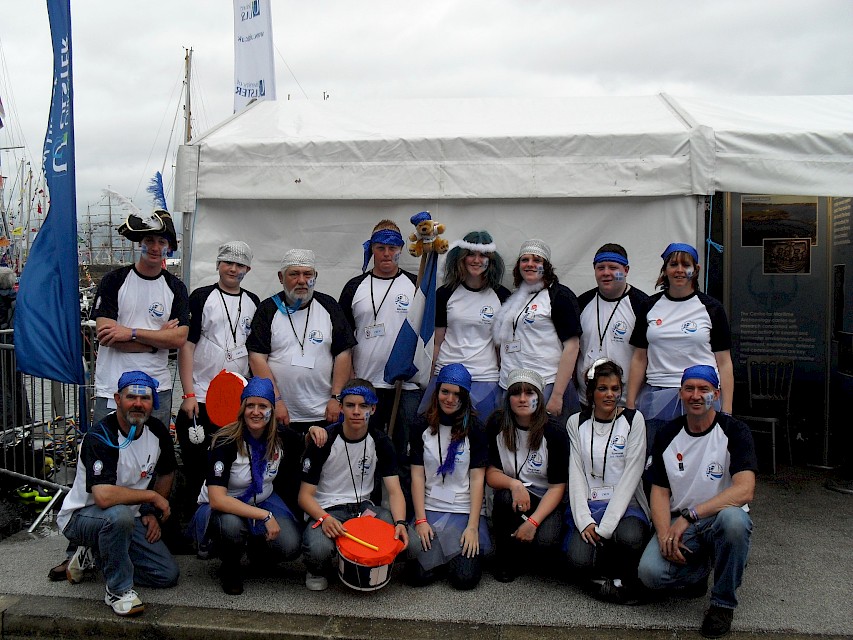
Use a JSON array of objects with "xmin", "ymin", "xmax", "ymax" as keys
[
  {"xmin": 565, "ymin": 359, "xmax": 649, "ymax": 603},
  {"xmin": 485, "ymin": 368, "xmax": 568, "ymax": 582},
  {"xmin": 406, "ymin": 363, "xmax": 491, "ymax": 590}
]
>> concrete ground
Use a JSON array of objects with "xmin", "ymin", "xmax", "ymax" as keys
[{"xmin": 0, "ymin": 467, "xmax": 851, "ymax": 640}]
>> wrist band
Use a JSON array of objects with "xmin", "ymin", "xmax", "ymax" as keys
[
  {"xmin": 262, "ymin": 511, "xmax": 273, "ymax": 523},
  {"xmin": 414, "ymin": 518, "xmax": 428, "ymax": 526},
  {"xmin": 131, "ymin": 328, "xmax": 137, "ymax": 341},
  {"xmin": 521, "ymin": 514, "xmax": 540, "ymax": 528},
  {"xmin": 275, "ymin": 396, "xmax": 283, "ymax": 402},
  {"xmin": 182, "ymin": 393, "xmax": 196, "ymax": 399},
  {"xmin": 394, "ymin": 520, "xmax": 408, "ymax": 527},
  {"xmin": 690, "ymin": 508, "xmax": 699, "ymax": 522},
  {"xmin": 311, "ymin": 514, "xmax": 329, "ymax": 529}
]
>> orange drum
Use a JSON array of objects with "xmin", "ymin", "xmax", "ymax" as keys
[
  {"xmin": 206, "ymin": 370, "xmax": 248, "ymax": 427},
  {"xmin": 335, "ymin": 516, "xmax": 405, "ymax": 591}
]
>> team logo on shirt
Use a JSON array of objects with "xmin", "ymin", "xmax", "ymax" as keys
[
  {"xmin": 681, "ymin": 320, "xmax": 698, "ymax": 334},
  {"xmin": 149, "ymin": 302, "xmax": 165, "ymax": 319},
  {"xmin": 612, "ymin": 320, "xmax": 628, "ymax": 342},
  {"xmin": 705, "ymin": 461, "xmax": 724, "ymax": 481},
  {"xmin": 527, "ymin": 451, "xmax": 544, "ymax": 472},
  {"xmin": 480, "ymin": 306, "xmax": 495, "ymax": 324},
  {"xmin": 92, "ymin": 460, "xmax": 103, "ymax": 476},
  {"xmin": 241, "ymin": 317, "xmax": 252, "ymax": 334},
  {"xmin": 140, "ymin": 461, "xmax": 155, "ymax": 479},
  {"xmin": 214, "ymin": 461, "xmax": 225, "ymax": 477},
  {"xmin": 308, "ymin": 329, "xmax": 324, "ymax": 345},
  {"xmin": 455, "ymin": 442, "xmax": 467, "ymax": 459},
  {"xmin": 395, "ymin": 294, "xmax": 410, "ymax": 313},
  {"xmin": 523, "ymin": 304, "xmax": 538, "ymax": 325},
  {"xmin": 302, "ymin": 458, "xmax": 312, "ymax": 473},
  {"xmin": 610, "ymin": 434, "xmax": 626, "ymax": 454}
]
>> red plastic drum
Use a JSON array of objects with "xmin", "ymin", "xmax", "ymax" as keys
[
  {"xmin": 205, "ymin": 370, "xmax": 248, "ymax": 427},
  {"xmin": 335, "ymin": 516, "xmax": 405, "ymax": 591}
]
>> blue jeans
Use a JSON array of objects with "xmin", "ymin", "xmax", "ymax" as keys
[
  {"xmin": 638, "ymin": 507, "xmax": 753, "ymax": 609},
  {"xmin": 301, "ymin": 502, "xmax": 393, "ymax": 576},
  {"xmin": 93, "ymin": 391, "xmax": 174, "ymax": 428},
  {"xmin": 63, "ymin": 504, "xmax": 179, "ymax": 594},
  {"xmin": 209, "ymin": 511, "xmax": 301, "ymax": 566}
]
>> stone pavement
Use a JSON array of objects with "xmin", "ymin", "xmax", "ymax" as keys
[{"xmin": 0, "ymin": 467, "xmax": 850, "ymax": 639}]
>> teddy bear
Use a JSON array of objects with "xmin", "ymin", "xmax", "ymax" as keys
[{"xmin": 407, "ymin": 211, "xmax": 449, "ymax": 257}]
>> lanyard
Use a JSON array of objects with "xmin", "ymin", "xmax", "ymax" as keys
[
  {"xmin": 589, "ymin": 411, "xmax": 618, "ymax": 480},
  {"xmin": 595, "ymin": 291, "xmax": 624, "ymax": 350},
  {"xmin": 512, "ymin": 290, "xmax": 543, "ymax": 340},
  {"xmin": 218, "ymin": 289, "xmax": 242, "ymax": 348},
  {"xmin": 436, "ymin": 426, "xmax": 447, "ymax": 483},
  {"xmin": 370, "ymin": 274, "xmax": 396, "ymax": 323},
  {"xmin": 343, "ymin": 436, "xmax": 368, "ymax": 508},
  {"xmin": 512, "ymin": 427, "xmax": 529, "ymax": 480},
  {"xmin": 274, "ymin": 295, "xmax": 312, "ymax": 355}
]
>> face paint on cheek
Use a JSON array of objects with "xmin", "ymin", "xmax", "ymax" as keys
[
  {"xmin": 236, "ymin": 271, "xmax": 246, "ymax": 281},
  {"xmin": 703, "ymin": 392, "xmax": 715, "ymax": 410},
  {"xmin": 140, "ymin": 242, "xmax": 149, "ymax": 255},
  {"xmin": 613, "ymin": 271, "xmax": 626, "ymax": 281},
  {"xmin": 481, "ymin": 257, "xmax": 489, "ymax": 269},
  {"xmin": 263, "ymin": 408, "xmax": 273, "ymax": 421},
  {"xmin": 537, "ymin": 265, "xmax": 544, "ymax": 275},
  {"xmin": 364, "ymin": 410, "xmax": 371, "ymax": 422},
  {"xmin": 307, "ymin": 277, "xmax": 316, "ymax": 288},
  {"xmin": 684, "ymin": 268, "xmax": 694, "ymax": 279},
  {"xmin": 393, "ymin": 252, "xmax": 401, "ymax": 264},
  {"xmin": 529, "ymin": 396, "xmax": 538, "ymax": 412}
]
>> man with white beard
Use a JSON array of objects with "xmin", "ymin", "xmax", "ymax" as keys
[{"xmin": 248, "ymin": 249, "xmax": 356, "ymax": 434}]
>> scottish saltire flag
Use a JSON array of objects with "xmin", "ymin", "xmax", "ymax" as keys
[
  {"xmin": 384, "ymin": 250, "xmax": 437, "ymax": 388},
  {"xmin": 233, "ymin": 0, "xmax": 276, "ymax": 113},
  {"xmin": 0, "ymin": 94, "xmax": 5, "ymax": 129},
  {"xmin": 15, "ymin": 0, "xmax": 84, "ymax": 385}
]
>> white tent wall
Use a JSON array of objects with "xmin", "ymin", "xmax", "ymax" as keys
[{"xmin": 187, "ymin": 196, "xmax": 700, "ymax": 300}]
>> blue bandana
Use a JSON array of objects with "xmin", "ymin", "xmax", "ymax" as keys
[
  {"xmin": 593, "ymin": 252, "xmax": 629, "ymax": 267},
  {"xmin": 241, "ymin": 377, "xmax": 275, "ymax": 406},
  {"xmin": 117, "ymin": 370, "xmax": 160, "ymax": 410},
  {"xmin": 362, "ymin": 229, "xmax": 404, "ymax": 272},
  {"xmin": 339, "ymin": 385, "xmax": 379, "ymax": 406},
  {"xmin": 410, "ymin": 211, "xmax": 431, "ymax": 225},
  {"xmin": 436, "ymin": 363, "xmax": 472, "ymax": 392},
  {"xmin": 661, "ymin": 242, "xmax": 699, "ymax": 264},
  {"xmin": 681, "ymin": 365, "xmax": 720, "ymax": 388}
]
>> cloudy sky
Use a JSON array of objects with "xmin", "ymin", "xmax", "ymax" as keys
[{"xmin": 1, "ymin": 0, "xmax": 851, "ymax": 225}]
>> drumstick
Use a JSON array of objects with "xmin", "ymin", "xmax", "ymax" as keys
[{"xmin": 342, "ymin": 531, "xmax": 379, "ymax": 551}]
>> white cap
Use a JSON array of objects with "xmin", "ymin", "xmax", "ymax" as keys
[
  {"xmin": 506, "ymin": 368, "xmax": 544, "ymax": 392},
  {"xmin": 518, "ymin": 239, "xmax": 551, "ymax": 262},
  {"xmin": 280, "ymin": 249, "xmax": 316, "ymax": 272},
  {"xmin": 216, "ymin": 241, "xmax": 253, "ymax": 267}
]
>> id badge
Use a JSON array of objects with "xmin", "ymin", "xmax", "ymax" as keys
[
  {"xmin": 291, "ymin": 353, "xmax": 316, "ymax": 369},
  {"xmin": 225, "ymin": 344, "xmax": 248, "ymax": 361},
  {"xmin": 504, "ymin": 340, "xmax": 521, "ymax": 354},
  {"xmin": 430, "ymin": 484, "xmax": 456, "ymax": 505},
  {"xmin": 365, "ymin": 323, "xmax": 386, "ymax": 339},
  {"xmin": 589, "ymin": 485, "xmax": 614, "ymax": 501}
]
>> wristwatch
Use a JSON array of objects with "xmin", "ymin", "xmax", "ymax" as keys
[
  {"xmin": 680, "ymin": 508, "xmax": 697, "ymax": 523},
  {"xmin": 394, "ymin": 520, "xmax": 408, "ymax": 527}
]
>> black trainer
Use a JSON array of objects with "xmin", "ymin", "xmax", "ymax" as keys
[{"xmin": 701, "ymin": 605, "xmax": 734, "ymax": 638}]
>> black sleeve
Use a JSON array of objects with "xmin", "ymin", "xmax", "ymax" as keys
[
  {"xmin": 80, "ymin": 426, "xmax": 121, "ymax": 491},
  {"xmin": 338, "ymin": 277, "xmax": 361, "ymax": 337},
  {"xmin": 301, "ymin": 429, "xmax": 336, "ymax": 485},
  {"xmin": 629, "ymin": 293, "xmax": 659, "ymax": 349},
  {"xmin": 550, "ymin": 284, "xmax": 582, "ymax": 342},
  {"xmin": 468, "ymin": 417, "xmax": 489, "ymax": 469},
  {"xmin": 245, "ymin": 297, "xmax": 277, "ymax": 355},
  {"xmin": 90, "ymin": 267, "xmax": 128, "ymax": 321},
  {"xmin": 315, "ymin": 292, "xmax": 358, "ymax": 357},
  {"xmin": 722, "ymin": 416, "xmax": 759, "ymax": 475},
  {"xmin": 648, "ymin": 418, "xmax": 684, "ymax": 489},
  {"xmin": 408, "ymin": 415, "xmax": 429, "ymax": 466},
  {"xmin": 544, "ymin": 419, "xmax": 569, "ymax": 485},
  {"xmin": 148, "ymin": 419, "xmax": 178, "ymax": 476},
  {"xmin": 186, "ymin": 286, "xmax": 212, "ymax": 344},
  {"xmin": 244, "ymin": 289, "xmax": 262, "ymax": 308},
  {"xmin": 576, "ymin": 288, "xmax": 597, "ymax": 313},
  {"xmin": 206, "ymin": 439, "xmax": 239, "ymax": 488},
  {"xmin": 374, "ymin": 428, "xmax": 399, "ymax": 477},
  {"xmin": 485, "ymin": 414, "xmax": 504, "ymax": 470},
  {"xmin": 700, "ymin": 293, "xmax": 733, "ymax": 352},
  {"xmin": 627, "ymin": 286, "xmax": 650, "ymax": 315},
  {"xmin": 495, "ymin": 285, "xmax": 512, "ymax": 304},
  {"xmin": 167, "ymin": 274, "xmax": 190, "ymax": 326},
  {"xmin": 435, "ymin": 285, "xmax": 453, "ymax": 329}
]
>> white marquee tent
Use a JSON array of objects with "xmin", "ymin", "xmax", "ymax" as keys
[{"xmin": 174, "ymin": 94, "xmax": 853, "ymax": 298}]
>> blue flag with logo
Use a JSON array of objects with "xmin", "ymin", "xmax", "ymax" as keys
[
  {"xmin": 14, "ymin": 0, "xmax": 84, "ymax": 385},
  {"xmin": 383, "ymin": 250, "xmax": 437, "ymax": 387}
]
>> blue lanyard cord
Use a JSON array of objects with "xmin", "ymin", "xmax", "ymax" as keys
[
  {"xmin": 704, "ymin": 194, "xmax": 724, "ymax": 292},
  {"xmin": 88, "ymin": 421, "xmax": 137, "ymax": 450},
  {"xmin": 273, "ymin": 293, "xmax": 302, "ymax": 316}
]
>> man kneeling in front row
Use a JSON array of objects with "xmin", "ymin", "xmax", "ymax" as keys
[
  {"xmin": 638, "ymin": 365, "xmax": 757, "ymax": 639},
  {"xmin": 56, "ymin": 371, "xmax": 179, "ymax": 616}
]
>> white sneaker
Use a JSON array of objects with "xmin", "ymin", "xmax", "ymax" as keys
[
  {"xmin": 66, "ymin": 546, "xmax": 96, "ymax": 584},
  {"xmin": 104, "ymin": 587, "xmax": 144, "ymax": 616},
  {"xmin": 305, "ymin": 572, "xmax": 328, "ymax": 591}
]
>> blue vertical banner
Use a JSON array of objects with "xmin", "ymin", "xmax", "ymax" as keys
[{"xmin": 15, "ymin": 0, "xmax": 84, "ymax": 384}]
